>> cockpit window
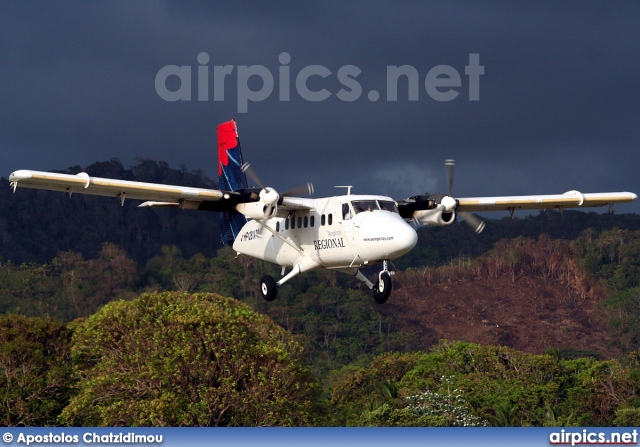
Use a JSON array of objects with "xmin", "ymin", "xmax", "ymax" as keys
[
  {"xmin": 350, "ymin": 200, "xmax": 399, "ymax": 214},
  {"xmin": 378, "ymin": 200, "xmax": 398, "ymax": 213},
  {"xmin": 351, "ymin": 200, "xmax": 379, "ymax": 214}
]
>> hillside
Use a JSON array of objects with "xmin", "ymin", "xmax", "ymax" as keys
[
  {"xmin": 385, "ymin": 274, "xmax": 616, "ymax": 357},
  {"xmin": 382, "ymin": 228, "xmax": 640, "ymax": 360}
]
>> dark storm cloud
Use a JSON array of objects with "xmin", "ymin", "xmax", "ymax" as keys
[{"xmin": 1, "ymin": 1, "xmax": 638, "ymax": 212}]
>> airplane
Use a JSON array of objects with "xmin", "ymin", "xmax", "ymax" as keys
[{"xmin": 8, "ymin": 120, "xmax": 637, "ymax": 304}]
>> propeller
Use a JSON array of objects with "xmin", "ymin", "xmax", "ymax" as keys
[
  {"xmin": 241, "ymin": 162, "xmax": 264, "ymax": 189},
  {"xmin": 282, "ymin": 182, "xmax": 314, "ymax": 197},
  {"xmin": 445, "ymin": 159, "xmax": 455, "ymax": 196},
  {"xmin": 444, "ymin": 159, "xmax": 485, "ymax": 234},
  {"xmin": 241, "ymin": 162, "xmax": 314, "ymax": 221}
]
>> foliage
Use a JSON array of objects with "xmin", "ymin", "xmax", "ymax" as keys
[
  {"xmin": 570, "ymin": 228, "xmax": 640, "ymax": 352},
  {"xmin": 328, "ymin": 352, "xmax": 424, "ymax": 424},
  {"xmin": 573, "ymin": 228, "xmax": 640, "ymax": 292},
  {"xmin": 397, "ymin": 234, "xmax": 600, "ymax": 300},
  {"xmin": 59, "ymin": 292, "xmax": 322, "ymax": 426},
  {"xmin": 0, "ymin": 243, "xmax": 137, "ymax": 321},
  {"xmin": 0, "ymin": 315, "xmax": 74, "ymax": 426},
  {"xmin": 358, "ymin": 377, "xmax": 489, "ymax": 427},
  {"xmin": 329, "ymin": 341, "xmax": 640, "ymax": 427},
  {"xmin": 404, "ymin": 386, "xmax": 489, "ymax": 426},
  {"xmin": 613, "ymin": 408, "xmax": 640, "ymax": 426},
  {"xmin": 606, "ymin": 287, "xmax": 640, "ymax": 353},
  {"xmin": 141, "ymin": 246, "xmax": 435, "ymax": 379}
]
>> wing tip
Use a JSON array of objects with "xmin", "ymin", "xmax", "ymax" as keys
[{"xmin": 9, "ymin": 170, "xmax": 33, "ymax": 181}]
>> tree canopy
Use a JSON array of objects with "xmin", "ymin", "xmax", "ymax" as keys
[
  {"xmin": 59, "ymin": 292, "xmax": 322, "ymax": 426},
  {"xmin": 0, "ymin": 315, "xmax": 73, "ymax": 426}
]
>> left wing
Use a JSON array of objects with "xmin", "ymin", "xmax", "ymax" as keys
[
  {"xmin": 9, "ymin": 170, "xmax": 229, "ymax": 208},
  {"xmin": 456, "ymin": 191, "xmax": 637, "ymax": 212},
  {"xmin": 8, "ymin": 169, "xmax": 316, "ymax": 214}
]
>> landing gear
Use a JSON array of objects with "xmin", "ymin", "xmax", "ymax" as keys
[
  {"xmin": 371, "ymin": 260, "xmax": 394, "ymax": 304},
  {"xmin": 373, "ymin": 271, "xmax": 393, "ymax": 304},
  {"xmin": 260, "ymin": 275, "xmax": 277, "ymax": 302},
  {"xmin": 339, "ymin": 262, "xmax": 395, "ymax": 304},
  {"xmin": 259, "ymin": 265, "xmax": 302, "ymax": 302}
]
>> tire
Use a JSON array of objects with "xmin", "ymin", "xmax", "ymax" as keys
[
  {"xmin": 260, "ymin": 275, "xmax": 277, "ymax": 302},
  {"xmin": 373, "ymin": 271, "xmax": 392, "ymax": 304}
]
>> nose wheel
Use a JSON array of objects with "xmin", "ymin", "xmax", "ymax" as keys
[
  {"xmin": 373, "ymin": 271, "xmax": 392, "ymax": 304},
  {"xmin": 373, "ymin": 261, "xmax": 394, "ymax": 304}
]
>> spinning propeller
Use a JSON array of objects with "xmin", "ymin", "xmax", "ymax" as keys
[
  {"xmin": 241, "ymin": 162, "xmax": 314, "ymax": 220},
  {"xmin": 445, "ymin": 159, "xmax": 485, "ymax": 234}
]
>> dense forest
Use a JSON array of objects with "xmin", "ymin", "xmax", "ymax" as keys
[{"xmin": 2, "ymin": 159, "xmax": 640, "ymax": 426}]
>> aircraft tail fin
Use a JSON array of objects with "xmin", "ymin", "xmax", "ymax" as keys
[{"xmin": 217, "ymin": 119, "xmax": 248, "ymax": 246}]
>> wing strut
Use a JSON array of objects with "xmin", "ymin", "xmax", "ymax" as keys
[{"xmin": 259, "ymin": 224, "xmax": 303, "ymax": 254}]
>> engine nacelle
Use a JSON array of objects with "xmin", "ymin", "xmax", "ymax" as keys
[
  {"xmin": 235, "ymin": 202, "xmax": 277, "ymax": 220},
  {"xmin": 411, "ymin": 206, "xmax": 456, "ymax": 228}
]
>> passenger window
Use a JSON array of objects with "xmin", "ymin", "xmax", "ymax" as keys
[
  {"xmin": 310, "ymin": 215, "xmax": 315, "ymax": 227},
  {"xmin": 328, "ymin": 213, "xmax": 333, "ymax": 225},
  {"xmin": 285, "ymin": 218, "xmax": 289, "ymax": 230},
  {"xmin": 292, "ymin": 216, "xmax": 296, "ymax": 229},
  {"xmin": 297, "ymin": 217, "xmax": 302, "ymax": 228},
  {"xmin": 276, "ymin": 221, "xmax": 280, "ymax": 232},
  {"xmin": 304, "ymin": 216, "xmax": 308, "ymax": 228},
  {"xmin": 321, "ymin": 214, "xmax": 326, "ymax": 226}
]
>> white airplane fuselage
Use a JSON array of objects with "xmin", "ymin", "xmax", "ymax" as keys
[{"xmin": 232, "ymin": 194, "xmax": 418, "ymax": 273}]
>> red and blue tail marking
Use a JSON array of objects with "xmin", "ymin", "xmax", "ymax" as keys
[{"xmin": 217, "ymin": 120, "xmax": 248, "ymax": 246}]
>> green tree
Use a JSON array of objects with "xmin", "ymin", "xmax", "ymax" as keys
[
  {"xmin": 357, "ymin": 380, "xmax": 489, "ymax": 427},
  {"xmin": 330, "ymin": 341, "xmax": 640, "ymax": 426},
  {"xmin": 0, "ymin": 315, "xmax": 74, "ymax": 426},
  {"xmin": 59, "ymin": 292, "xmax": 322, "ymax": 426}
]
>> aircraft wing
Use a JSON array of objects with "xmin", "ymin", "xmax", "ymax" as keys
[
  {"xmin": 456, "ymin": 191, "xmax": 637, "ymax": 212},
  {"xmin": 8, "ymin": 169, "xmax": 228, "ymax": 207}
]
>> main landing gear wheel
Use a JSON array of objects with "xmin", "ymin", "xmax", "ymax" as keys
[
  {"xmin": 373, "ymin": 271, "xmax": 393, "ymax": 304},
  {"xmin": 260, "ymin": 275, "xmax": 277, "ymax": 302}
]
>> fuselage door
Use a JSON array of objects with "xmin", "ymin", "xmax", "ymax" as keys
[{"xmin": 340, "ymin": 202, "xmax": 355, "ymax": 244}]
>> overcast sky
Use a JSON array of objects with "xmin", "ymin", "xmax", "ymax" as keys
[{"xmin": 1, "ymin": 1, "xmax": 639, "ymax": 214}]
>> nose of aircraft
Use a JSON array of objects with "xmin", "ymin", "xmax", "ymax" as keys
[{"xmin": 355, "ymin": 211, "xmax": 418, "ymax": 261}]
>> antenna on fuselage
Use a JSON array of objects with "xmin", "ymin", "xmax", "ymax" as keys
[{"xmin": 335, "ymin": 185, "xmax": 353, "ymax": 195}]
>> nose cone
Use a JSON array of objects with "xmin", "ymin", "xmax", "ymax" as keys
[{"xmin": 355, "ymin": 212, "xmax": 418, "ymax": 261}]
